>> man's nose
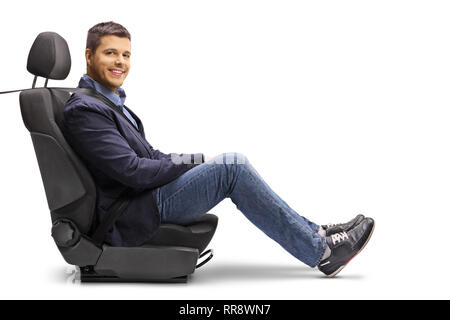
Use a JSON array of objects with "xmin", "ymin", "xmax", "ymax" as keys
[{"xmin": 115, "ymin": 55, "xmax": 125, "ymax": 65}]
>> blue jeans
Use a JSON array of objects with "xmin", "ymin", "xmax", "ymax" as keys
[{"xmin": 151, "ymin": 152, "xmax": 326, "ymax": 267}]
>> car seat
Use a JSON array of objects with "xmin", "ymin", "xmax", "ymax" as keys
[{"xmin": 17, "ymin": 31, "xmax": 218, "ymax": 283}]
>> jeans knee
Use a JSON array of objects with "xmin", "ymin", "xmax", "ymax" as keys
[
  {"xmin": 208, "ymin": 153, "xmax": 249, "ymax": 180},
  {"xmin": 208, "ymin": 153, "xmax": 247, "ymax": 195}
]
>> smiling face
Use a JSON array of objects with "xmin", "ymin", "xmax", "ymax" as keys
[{"xmin": 85, "ymin": 35, "xmax": 131, "ymax": 94}]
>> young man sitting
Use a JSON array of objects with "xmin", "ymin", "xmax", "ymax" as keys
[{"xmin": 61, "ymin": 21, "xmax": 375, "ymax": 278}]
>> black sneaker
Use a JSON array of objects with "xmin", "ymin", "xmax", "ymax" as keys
[
  {"xmin": 322, "ymin": 214, "xmax": 365, "ymax": 236},
  {"xmin": 318, "ymin": 217, "xmax": 375, "ymax": 277}
]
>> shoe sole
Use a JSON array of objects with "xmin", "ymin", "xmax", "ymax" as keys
[{"xmin": 327, "ymin": 219, "xmax": 376, "ymax": 278}]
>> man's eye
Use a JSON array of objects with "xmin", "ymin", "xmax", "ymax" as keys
[{"xmin": 123, "ymin": 54, "xmax": 130, "ymax": 58}]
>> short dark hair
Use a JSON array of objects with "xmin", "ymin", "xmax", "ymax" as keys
[{"xmin": 86, "ymin": 21, "xmax": 131, "ymax": 53}]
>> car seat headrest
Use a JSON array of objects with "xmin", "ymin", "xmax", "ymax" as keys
[{"xmin": 27, "ymin": 32, "xmax": 71, "ymax": 80}]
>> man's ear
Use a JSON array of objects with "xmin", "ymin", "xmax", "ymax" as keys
[{"xmin": 85, "ymin": 48, "xmax": 93, "ymax": 67}]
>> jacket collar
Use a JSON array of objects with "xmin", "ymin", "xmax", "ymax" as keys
[
  {"xmin": 76, "ymin": 76, "xmax": 150, "ymax": 153},
  {"xmin": 78, "ymin": 74, "xmax": 126, "ymax": 108}
]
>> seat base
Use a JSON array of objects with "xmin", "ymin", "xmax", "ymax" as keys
[
  {"xmin": 86, "ymin": 245, "xmax": 199, "ymax": 282},
  {"xmin": 80, "ymin": 267, "xmax": 188, "ymax": 283}
]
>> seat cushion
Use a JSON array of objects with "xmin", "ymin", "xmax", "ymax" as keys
[{"xmin": 142, "ymin": 214, "xmax": 218, "ymax": 254}]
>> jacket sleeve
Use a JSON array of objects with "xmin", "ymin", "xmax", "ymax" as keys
[{"xmin": 62, "ymin": 105, "xmax": 198, "ymax": 190}]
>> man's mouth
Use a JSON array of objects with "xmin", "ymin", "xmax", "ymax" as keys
[{"xmin": 108, "ymin": 69, "xmax": 125, "ymax": 78}]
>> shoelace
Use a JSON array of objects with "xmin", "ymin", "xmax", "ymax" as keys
[
  {"xmin": 331, "ymin": 231, "xmax": 349, "ymax": 245},
  {"xmin": 326, "ymin": 223, "xmax": 338, "ymax": 228}
]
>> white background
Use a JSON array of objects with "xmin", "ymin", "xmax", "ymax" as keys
[{"xmin": 1, "ymin": 0, "xmax": 450, "ymax": 299}]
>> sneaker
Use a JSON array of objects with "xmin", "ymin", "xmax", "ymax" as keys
[
  {"xmin": 322, "ymin": 214, "xmax": 365, "ymax": 236},
  {"xmin": 318, "ymin": 217, "xmax": 375, "ymax": 277}
]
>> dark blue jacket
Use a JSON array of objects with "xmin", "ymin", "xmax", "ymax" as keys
[{"xmin": 61, "ymin": 80, "xmax": 204, "ymax": 247}]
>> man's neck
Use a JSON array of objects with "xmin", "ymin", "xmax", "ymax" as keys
[{"xmin": 86, "ymin": 71, "xmax": 118, "ymax": 95}]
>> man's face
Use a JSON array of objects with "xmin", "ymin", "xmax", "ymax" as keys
[{"xmin": 85, "ymin": 35, "xmax": 131, "ymax": 94}]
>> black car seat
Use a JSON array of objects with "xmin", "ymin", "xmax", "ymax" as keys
[{"xmin": 17, "ymin": 31, "xmax": 217, "ymax": 282}]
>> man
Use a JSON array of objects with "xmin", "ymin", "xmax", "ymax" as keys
[{"xmin": 61, "ymin": 21, "xmax": 375, "ymax": 277}]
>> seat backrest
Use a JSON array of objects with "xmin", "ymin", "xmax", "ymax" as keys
[{"xmin": 19, "ymin": 32, "xmax": 96, "ymax": 235}]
